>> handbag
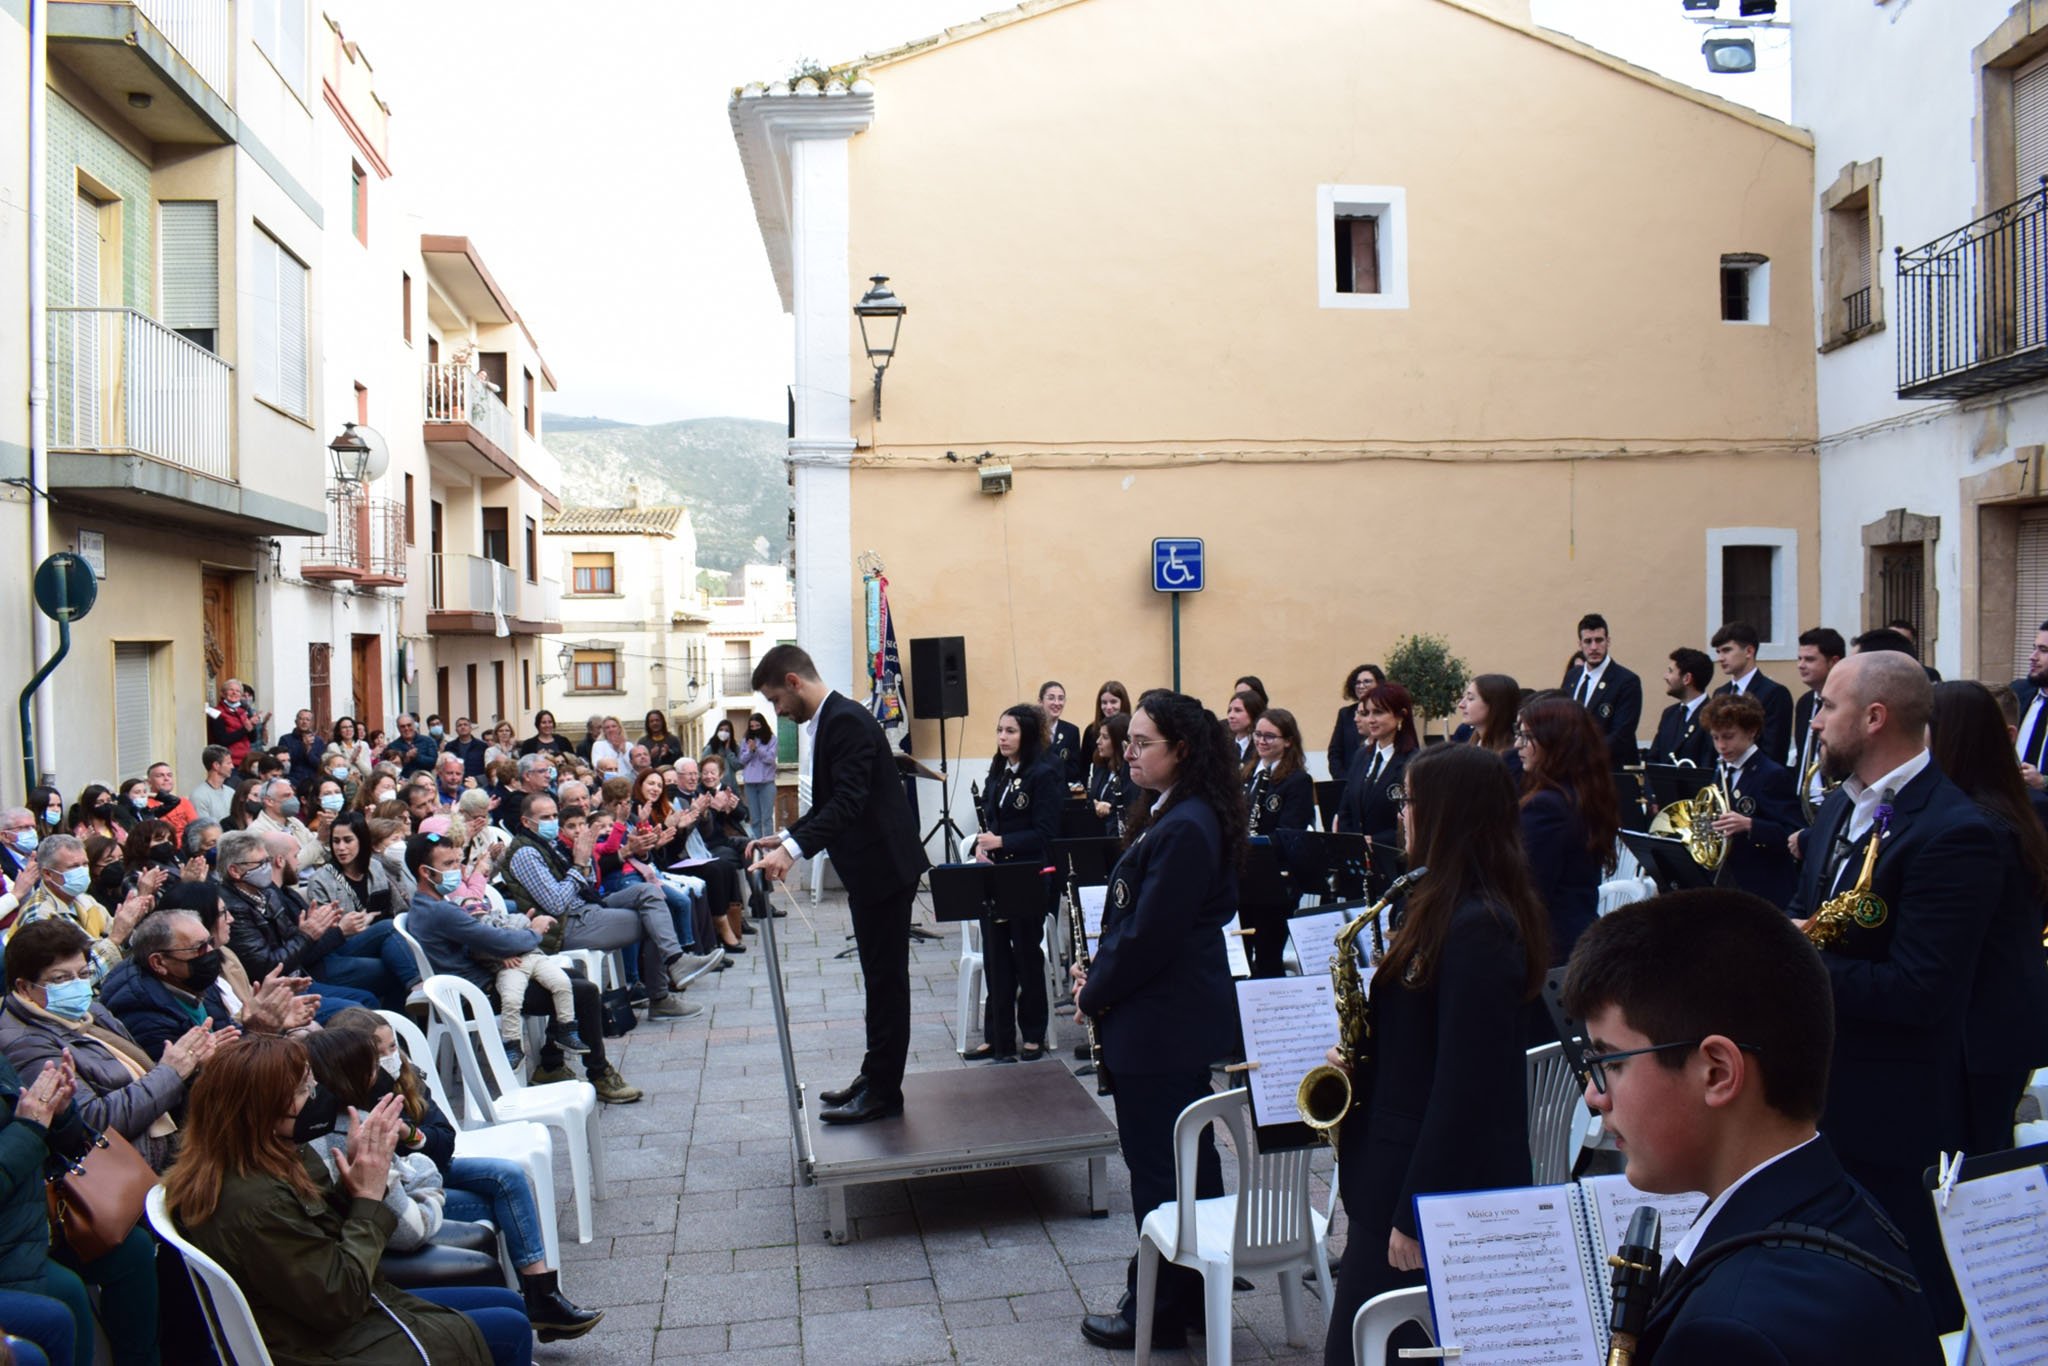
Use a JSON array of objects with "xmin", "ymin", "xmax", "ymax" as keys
[
  {"xmin": 597, "ymin": 985, "xmax": 639, "ymax": 1038},
  {"xmin": 46, "ymin": 1125, "xmax": 156, "ymax": 1261}
]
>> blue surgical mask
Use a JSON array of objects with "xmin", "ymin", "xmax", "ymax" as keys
[
  {"xmin": 42, "ymin": 979, "xmax": 92, "ymax": 1020},
  {"xmin": 429, "ymin": 725, "xmax": 444, "ymax": 738},
  {"xmin": 320, "ymin": 793, "xmax": 345, "ymax": 813},
  {"xmin": 59, "ymin": 867, "xmax": 90, "ymax": 897},
  {"xmin": 278, "ymin": 798, "xmax": 302, "ymax": 819},
  {"xmin": 436, "ymin": 868, "xmax": 463, "ymax": 896},
  {"xmin": 534, "ymin": 818, "xmax": 560, "ymax": 841},
  {"xmin": 128, "ymin": 795, "xmax": 149, "ymax": 811},
  {"xmin": 8, "ymin": 830, "xmax": 34, "ymax": 854}
]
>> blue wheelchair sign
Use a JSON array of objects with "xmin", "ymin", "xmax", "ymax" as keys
[{"xmin": 1152, "ymin": 538, "xmax": 1204, "ymax": 593}]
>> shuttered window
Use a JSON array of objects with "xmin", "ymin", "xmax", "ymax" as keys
[
  {"xmin": 114, "ymin": 643, "xmax": 156, "ymax": 778},
  {"xmin": 160, "ymin": 201, "xmax": 219, "ymax": 349},
  {"xmin": 250, "ymin": 227, "xmax": 310, "ymax": 417},
  {"xmin": 2017, "ymin": 51, "xmax": 2048, "ymax": 194},
  {"xmin": 1845, "ymin": 209, "xmax": 1870, "ymax": 295},
  {"xmin": 70, "ymin": 191, "xmax": 102, "ymax": 447},
  {"xmin": 252, "ymin": 0, "xmax": 307, "ymax": 97},
  {"xmin": 2016, "ymin": 511, "xmax": 2048, "ymax": 666}
]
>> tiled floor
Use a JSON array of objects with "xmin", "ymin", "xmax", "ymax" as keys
[{"xmin": 531, "ymin": 888, "xmax": 1342, "ymax": 1363}]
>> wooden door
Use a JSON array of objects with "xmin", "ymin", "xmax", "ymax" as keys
[
  {"xmin": 350, "ymin": 634, "xmax": 384, "ymax": 732},
  {"xmin": 201, "ymin": 572, "xmax": 238, "ymax": 702},
  {"xmin": 308, "ymin": 643, "xmax": 332, "ymax": 731}
]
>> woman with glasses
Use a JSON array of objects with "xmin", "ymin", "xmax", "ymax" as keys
[
  {"xmin": 1321, "ymin": 744, "xmax": 1548, "ymax": 1366},
  {"xmin": 1327, "ymin": 664, "xmax": 1386, "ymax": 782},
  {"xmin": 1085, "ymin": 713, "xmax": 1133, "ymax": 838},
  {"xmin": 1244, "ymin": 708, "xmax": 1314, "ymax": 978},
  {"xmin": 968, "ymin": 705, "xmax": 1063, "ymax": 1062},
  {"xmin": 1336, "ymin": 683, "xmax": 1421, "ymax": 887},
  {"xmin": 1071, "ymin": 690, "xmax": 1242, "ymax": 1354},
  {"xmin": 1513, "ymin": 696, "xmax": 1620, "ymax": 976}
]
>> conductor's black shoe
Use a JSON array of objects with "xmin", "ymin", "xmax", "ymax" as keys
[
  {"xmin": 819, "ymin": 1075, "xmax": 867, "ymax": 1107},
  {"xmin": 1079, "ymin": 1313, "xmax": 1185, "ymax": 1351},
  {"xmin": 819, "ymin": 1089, "xmax": 903, "ymax": 1125}
]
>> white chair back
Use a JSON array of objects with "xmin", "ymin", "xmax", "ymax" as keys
[
  {"xmin": 1351, "ymin": 1286, "xmax": 1436, "ymax": 1366},
  {"xmin": 1596, "ymin": 876, "xmax": 1657, "ymax": 917},
  {"xmin": 421, "ymin": 973, "xmax": 520, "ymax": 1125},
  {"xmin": 1171, "ymin": 1089, "xmax": 1319, "ymax": 1271},
  {"xmin": 147, "ymin": 1186, "xmax": 276, "ymax": 1366},
  {"xmin": 1526, "ymin": 1042, "xmax": 1585, "ymax": 1184},
  {"xmin": 377, "ymin": 1008, "xmax": 461, "ymax": 1118},
  {"xmin": 389, "ymin": 913, "xmax": 436, "ymax": 986}
]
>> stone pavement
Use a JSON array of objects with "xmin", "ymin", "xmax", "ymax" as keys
[{"xmin": 530, "ymin": 886, "xmax": 1343, "ymax": 1364}]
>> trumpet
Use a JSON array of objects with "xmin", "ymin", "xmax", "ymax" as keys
[
  {"xmin": 1648, "ymin": 781, "xmax": 1730, "ymax": 871},
  {"xmin": 1066, "ymin": 875, "xmax": 1111, "ymax": 1095},
  {"xmin": 1297, "ymin": 867, "xmax": 1428, "ymax": 1150}
]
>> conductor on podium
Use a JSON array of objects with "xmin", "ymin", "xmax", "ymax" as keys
[{"xmin": 749, "ymin": 644, "xmax": 931, "ymax": 1125}]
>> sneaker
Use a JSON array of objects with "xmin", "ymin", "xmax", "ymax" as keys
[
  {"xmin": 591, "ymin": 1066, "xmax": 642, "ymax": 1104},
  {"xmin": 627, "ymin": 983, "xmax": 651, "ymax": 1006},
  {"xmin": 647, "ymin": 996, "xmax": 704, "ymax": 1020},
  {"xmin": 529, "ymin": 1063, "xmax": 575, "ymax": 1085},
  {"xmin": 547, "ymin": 1022, "xmax": 591, "ymax": 1054},
  {"xmin": 666, "ymin": 948, "xmax": 725, "ymax": 989},
  {"xmin": 500, "ymin": 1035, "xmax": 525, "ymax": 1069}
]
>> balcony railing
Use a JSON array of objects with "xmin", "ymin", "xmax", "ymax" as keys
[
  {"xmin": 721, "ymin": 667, "xmax": 755, "ymax": 696},
  {"xmin": 47, "ymin": 307, "xmax": 232, "ymax": 479},
  {"xmin": 1897, "ymin": 180, "xmax": 2048, "ymax": 400},
  {"xmin": 422, "ymin": 363, "xmax": 515, "ymax": 455},
  {"xmin": 431, "ymin": 553, "xmax": 516, "ymax": 619},
  {"xmin": 1845, "ymin": 286, "xmax": 1871, "ymax": 334},
  {"xmin": 303, "ymin": 489, "xmax": 409, "ymax": 585},
  {"xmin": 133, "ymin": 0, "xmax": 231, "ymax": 97}
]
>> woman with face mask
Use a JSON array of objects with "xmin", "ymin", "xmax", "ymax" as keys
[
  {"xmin": 161, "ymin": 1033, "xmax": 529, "ymax": 1366},
  {"xmin": 66, "ymin": 786, "xmax": 121, "ymax": 843},
  {"xmin": 28, "ymin": 786, "xmax": 64, "ymax": 841},
  {"xmin": 700, "ymin": 718, "xmax": 741, "ymax": 782}
]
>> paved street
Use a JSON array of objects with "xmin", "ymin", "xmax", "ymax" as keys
[{"xmin": 532, "ymin": 887, "xmax": 1338, "ymax": 1364}]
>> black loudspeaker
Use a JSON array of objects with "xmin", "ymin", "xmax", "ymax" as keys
[{"xmin": 908, "ymin": 636, "xmax": 969, "ymax": 720}]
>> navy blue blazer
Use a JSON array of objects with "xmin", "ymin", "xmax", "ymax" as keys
[
  {"xmin": 1650, "ymin": 700, "xmax": 1715, "ymax": 768},
  {"xmin": 1048, "ymin": 719, "xmax": 1084, "ymax": 787},
  {"xmin": 1789, "ymin": 762, "xmax": 1999, "ymax": 1178},
  {"xmin": 1245, "ymin": 767, "xmax": 1313, "ymax": 836},
  {"xmin": 1519, "ymin": 787, "xmax": 1602, "ymax": 966},
  {"xmin": 976, "ymin": 756, "xmax": 1063, "ymax": 865},
  {"xmin": 1078, "ymin": 798, "xmax": 1237, "ymax": 1076},
  {"xmin": 1717, "ymin": 673, "xmax": 1795, "ymax": 767},
  {"xmin": 1337, "ymin": 745, "xmax": 1414, "ymax": 851},
  {"xmin": 789, "ymin": 692, "xmax": 931, "ymax": 902},
  {"xmin": 1563, "ymin": 660, "xmax": 1644, "ymax": 770},
  {"xmin": 1716, "ymin": 751, "xmax": 1801, "ymax": 908},
  {"xmin": 1328, "ymin": 704, "xmax": 1365, "ymax": 779},
  {"xmin": 1963, "ymin": 808, "xmax": 2048, "ymax": 1079},
  {"xmin": 1639, "ymin": 1136, "xmax": 1939, "ymax": 1365}
]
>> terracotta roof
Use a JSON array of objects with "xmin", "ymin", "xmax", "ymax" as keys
[{"xmin": 544, "ymin": 506, "xmax": 687, "ymax": 535}]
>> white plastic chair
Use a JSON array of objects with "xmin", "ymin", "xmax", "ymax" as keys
[
  {"xmin": 389, "ymin": 912, "xmax": 435, "ymax": 1015},
  {"xmin": 378, "ymin": 1009, "xmax": 565, "ymax": 1264},
  {"xmin": 1596, "ymin": 876, "xmax": 1657, "ymax": 918},
  {"xmin": 1134, "ymin": 1089, "xmax": 1333, "ymax": 1364},
  {"xmin": 1351, "ymin": 1286, "xmax": 1436, "ymax": 1366},
  {"xmin": 1526, "ymin": 1042, "xmax": 1590, "ymax": 1184},
  {"xmin": 955, "ymin": 919, "xmax": 987, "ymax": 1056},
  {"xmin": 147, "ymin": 1186, "xmax": 275, "ymax": 1365},
  {"xmin": 421, "ymin": 974, "xmax": 605, "ymax": 1244}
]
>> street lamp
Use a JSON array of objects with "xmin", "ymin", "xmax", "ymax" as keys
[
  {"xmin": 326, "ymin": 422, "xmax": 391, "ymax": 484},
  {"xmin": 853, "ymin": 275, "xmax": 906, "ymax": 419},
  {"xmin": 684, "ymin": 676, "xmax": 701, "ymax": 704}
]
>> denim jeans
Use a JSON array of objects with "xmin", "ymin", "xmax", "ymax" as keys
[
  {"xmin": 0, "ymin": 1289, "xmax": 75, "ymax": 1366},
  {"xmin": 309, "ymin": 981, "xmax": 379, "ymax": 1020},
  {"xmin": 410, "ymin": 1287, "xmax": 531, "ymax": 1366},
  {"xmin": 342, "ymin": 918, "xmax": 419, "ymax": 989},
  {"xmin": 442, "ymin": 1156, "xmax": 548, "ymax": 1268},
  {"xmin": 745, "ymin": 781, "xmax": 775, "ymax": 840}
]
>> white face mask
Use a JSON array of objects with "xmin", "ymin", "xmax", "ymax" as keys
[{"xmin": 378, "ymin": 1051, "xmax": 404, "ymax": 1080}]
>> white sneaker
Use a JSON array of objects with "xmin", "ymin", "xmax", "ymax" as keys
[{"xmin": 667, "ymin": 947, "xmax": 725, "ymax": 990}]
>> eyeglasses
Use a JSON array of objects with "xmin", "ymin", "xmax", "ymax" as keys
[
  {"xmin": 1579, "ymin": 1039, "xmax": 1764, "ymax": 1095},
  {"xmin": 1252, "ymin": 731, "xmax": 1283, "ymax": 743},
  {"xmin": 1123, "ymin": 737, "xmax": 1168, "ymax": 755},
  {"xmin": 1512, "ymin": 730, "xmax": 1532, "ymax": 745}
]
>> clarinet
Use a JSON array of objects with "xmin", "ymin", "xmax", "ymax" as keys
[
  {"xmin": 1067, "ymin": 871, "xmax": 1112, "ymax": 1095},
  {"xmin": 1246, "ymin": 768, "xmax": 1272, "ymax": 837},
  {"xmin": 1604, "ymin": 1205, "xmax": 1663, "ymax": 1366}
]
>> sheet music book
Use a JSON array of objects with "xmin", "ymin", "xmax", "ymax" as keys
[
  {"xmin": 1415, "ymin": 1179, "xmax": 1710, "ymax": 1363},
  {"xmin": 1232, "ymin": 976, "xmax": 1339, "ymax": 1129},
  {"xmin": 1076, "ymin": 884, "xmax": 1105, "ymax": 957},
  {"xmin": 1221, "ymin": 915, "xmax": 1251, "ymax": 978},
  {"xmin": 1933, "ymin": 1159, "xmax": 2048, "ymax": 1365},
  {"xmin": 1287, "ymin": 908, "xmax": 1348, "ymax": 980}
]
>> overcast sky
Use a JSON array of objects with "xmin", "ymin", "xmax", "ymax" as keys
[{"xmin": 339, "ymin": 0, "xmax": 1791, "ymax": 428}]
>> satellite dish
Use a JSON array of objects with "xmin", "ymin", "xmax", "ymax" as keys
[{"xmin": 358, "ymin": 426, "xmax": 393, "ymax": 482}]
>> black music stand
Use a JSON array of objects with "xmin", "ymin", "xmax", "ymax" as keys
[
  {"xmin": 1286, "ymin": 831, "xmax": 1372, "ymax": 901},
  {"xmin": 1641, "ymin": 763, "xmax": 1707, "ymax": 811},
  {"xmin": 927, "ymin": 861, "xmax": 1048, "ymax": 924},
  {"xmin": 1052, "ymin": 836, "xmax": 1120, "ymax": 888},
  {"xmin": 1620, "ymin": 832, "xmax": 1715, "ymax": 892},
  {"xmin": 1057, "ymin": 798, "xmax": 1100, "ymax": 841},
  {"xmin": 1312, "ymin": 780, "xmax": 1345, "ymax": 833},
  {"xmin": 1240, "ymin": 840, "xmax": 1289, "ymax": 918}
]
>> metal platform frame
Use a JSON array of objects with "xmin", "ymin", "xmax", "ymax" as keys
[{"xmin": 760, "ymin": 902, "xmax": 1119, "ymax": 1244}]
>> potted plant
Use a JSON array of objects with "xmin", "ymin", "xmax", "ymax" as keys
[{"xmin": 1385, "ymin": 633, "xmax": 1470, "ymax": 740}]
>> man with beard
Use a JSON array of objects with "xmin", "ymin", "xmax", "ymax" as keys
[
  {"xmin": 2012, "ymin": 620, "xmax": 2048, "ymax": 789},
  {"xmin": 1649, "ymin": 646, "xmax": 1715, "ymax": 769},
  {"xmin": 1789, "ymin": 650, "xmax": 2000, "ymax": 1332}
]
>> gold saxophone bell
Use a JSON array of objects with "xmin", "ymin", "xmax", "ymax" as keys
[
  {"xmin": 1297, "ymin": 867, "xmax": 1426, "ymax": 1150},
  {"xmin": 1806, "ymin": 827, "xmax": 1887, "ymax": 949},
  {"xmin": 1648, "ymin": 781, "xmax": 1730, "ymax": 871}
]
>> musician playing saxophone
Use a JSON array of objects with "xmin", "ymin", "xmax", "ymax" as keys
[
  {"xmin": 1322, "ymin": 745, "xmax": 1549, "ymax": 1366},
  {"xmin": 1788, "ymin": 651, "xmax": 2000, "ymax": 1333},
  {"xmin": 1071, "ymin": 690, "xmax": 1240, "ymax": 1355}
]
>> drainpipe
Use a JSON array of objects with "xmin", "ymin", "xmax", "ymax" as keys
[{"xmin": 27, "ymin": 0, "xmax": 55, "ymax": 794}]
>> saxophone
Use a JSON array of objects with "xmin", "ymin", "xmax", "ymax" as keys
[
  {"xmin": 1296, "ymin": 867, "xmax": 1427, "ymax": 1150},
  {"xmin": 1804, "ymin": 825, "xmax": 1887, "ymax": 949}
]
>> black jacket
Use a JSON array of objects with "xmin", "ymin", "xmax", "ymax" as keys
[
  {"xmin": 1245, "ymin": 767, "xmax": 1313, "ymax": 837},
  {"xmin": 1328, "ymin": 704, "xmax": 1365, "ymax": 779},
  {"xmin": 1340, "ymin": 895, "xmax": 1530, "ymax": 1242},
  {"xmin": 789, "ymin": 692, "xmax": 930, "ymax": 902},
  {"xmin": 1562, "ymin": 660, "xmax": 1643, "ymax": 769},
  {"xmin": 1651, "ymin": 699, "xmax": 1714, "ymax": 768},
  {"xmin": 1086, "ymin": 762, "xmax": 1133, "ymax": 838},
  {"xmin": 1519, "ymin": 787, "xmax": 1602, "ymax": 966},
  {"xmin": 1077, "ymin": 797, "xmax": 1236, "ymax": 1075},
  {"xmin": 1715, "ymin": 751, "xmax": 1802, "ymax": 908},
  {"xmin": 1962, "ymin": 807, "xmax": 2048, "ymax": 1078},
  {"xmin": 1717, "ymin": 673, "xmax": 1795, "ymax": 767},
  {"xmin": 977, "ymin": 757, "xmax": 1062, "ymax": 865},
  {"xmin": 1791, "ymin": 687, "xmax": 1822, "ymax": 772},
  {"xmin": 97, "ymin": 958, "xmax": 236, "ymax": 1061},
  {"xmin": 224, "ymin": 879, "xmax": 343, "ymax": 980},
  {"xmin": 1337, "ymin": 744, "xmax": 1413, "ymax": 851},
  {"xmin": 1047, "ymin": 720, "xmax": 1084, "ymax": 787},
  {"xmin": 1638, "ymin": 1137, "xmax": 1938, "ymax": 1365}
]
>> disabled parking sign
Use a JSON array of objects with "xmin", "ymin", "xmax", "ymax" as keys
[{"xmin": 1152, "ymin": 538, "xmax": 1204, "ymax": 593}]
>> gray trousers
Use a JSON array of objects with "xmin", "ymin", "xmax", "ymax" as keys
[{"xmin": 562, "ymin": 884, "xmax": 682, "ymax": 998}]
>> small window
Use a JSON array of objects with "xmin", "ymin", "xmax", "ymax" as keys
[
  {"xmin": 523, "ymin": 368, "xmax": 536, "ymax": 436},
  {"xmin": 1318, "ymin": 185, "xmax": 1409, "ymax": 310},
  {"xmin": 524, "ymin": 517, "xmax": 538, "ymax": 583},
  {"xmin": 481, "ymin": 507, "xmax": 509, "ymax": 565},
  {"xmin": 427, "ymin": 335, "xmax": 439, "ymax": 364},
  {"xmin": 159, "ymin": 201, "xmax": 219, "ymax": 352},
  {"xmin": 1722, "ymin": 546, "xmax": 1775, "ymax": 627},
  {"xmin": 401, "ymin": 272, "xmax": 412, "ymax": 344},
  {"xmin": 1720, "ymin": 253, "xmax": 1769, "ymax": 324},
  {"xmin": 402, "ymin": 473, "xmax": 415, "ymax": 546},
  {"xmin": 521, "ymin": 658, "xmax": 531, "ymax": 711},
  {"xmin": 572, "ymin": 552, "xmax": 615, "ymax": 595},
  {"xmin": 350, "ymin": 162, "xmax": 367, "ymax": 245},
  {"xmin": 1707, "ymin": 528, "xmax": 1798, "ymax": 659},
  {"xmin": 573, "ymin": 649, "xmax": 618, "ymax": 693}
]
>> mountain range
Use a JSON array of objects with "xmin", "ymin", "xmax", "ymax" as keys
[{"xmin": 543, "ymin": 415, "xmax": 789, "ymax": 573}]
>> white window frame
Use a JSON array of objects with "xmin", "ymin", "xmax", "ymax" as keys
[
  {"xmin": 250, "ymin": 0, "xmax": 308, "ymax": 99},
  {"xmin": 1707, "ymin": 527, "xmax": 1798, "ymax": 661},
  {"xmin": 1317, "ymin": 184, "xmax": 1409, "ymax": 310},
  {"xmin": 1720, "ymin": 255, "xmax": 1770, "ymax": 326},
  {"xmin": 250, "ymin": 224, "xmax": 310, "ymax": 418}
]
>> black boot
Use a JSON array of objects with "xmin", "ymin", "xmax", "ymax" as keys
[{"xmin": 520, "ymin": 1270, "xmax": 604, "ymax": 1342}]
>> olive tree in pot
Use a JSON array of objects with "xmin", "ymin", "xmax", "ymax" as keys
[{"xmin": 1385, "ymin": 634, "xmax": 1470, "ymax": 741}]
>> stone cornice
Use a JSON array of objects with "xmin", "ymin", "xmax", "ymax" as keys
[{"xmin": 729, "ymin": 82, "xmax": 877, "ymax": 313}]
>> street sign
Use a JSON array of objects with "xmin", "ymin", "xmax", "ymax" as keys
[
  {"xmin": 1152, "ymin": 537, "xmax": 1205, "ymax": 593},
  {"xmin": 32, "ymin": 552, "xmax": 97, "ymax": 623}
]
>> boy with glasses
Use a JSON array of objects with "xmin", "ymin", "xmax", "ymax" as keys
[{"xmin": 1563, "ymin": 889, "xmax": 1939, "ymax": 1363}]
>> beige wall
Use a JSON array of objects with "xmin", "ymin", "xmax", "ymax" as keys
[{"xmin": 836, "ymin": 0, "xmax": 1818, "ymax": 757}]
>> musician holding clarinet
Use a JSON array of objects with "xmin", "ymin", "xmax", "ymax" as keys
[
  {"xmin": 967, "ymin": 704, "xmax": 1063, "ymax": 1063},
  {"xmin": 1322, "ymin": 745, "xmax": 1547, "ymax": 1366},
  {"xmin": 1563, "ymin": 889, "xmax": 1939, "ymax": 1363},
  {"xmin": 1071, "ymin": 691, "xmax": 1239, "ymax": 1354}
]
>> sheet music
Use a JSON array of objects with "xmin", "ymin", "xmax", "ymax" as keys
[
  {"xmin": 1416, "ymin": 1184, "xmax": 1604, "ymax": 1366},
  {"xmin": 1287, "ymin": 909, "xmax": 1348, "ymax": 980},
  {"xmin": 1232, "ymin": 976, "xmax": 1339, "ymax": 1128},
  {"xmin": 1221, "ymin": 915, "xmax": 1250, "ymax": 978},
  {"xmin": 1077, "ymin": 884, "xmax": 1105, "ymax": 957},
  {"xmin": 1578, "ymin": 1174, "xmax": 1708, "ymax": 1329},
  {"xmin": 1934, "ymin": 1163, "xmax": 2048, "ymax": 1365}
]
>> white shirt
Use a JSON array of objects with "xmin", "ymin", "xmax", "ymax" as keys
[
  {"xmin": 1575, "ymin": 657, "xmax": 1611, "ymax": 701},
  {"xmin": 1841, "ymin": 749, "xmax": 1930, "ymax": 845},
  {"xmin": 781, "ymin": 690, "xmax": 841, "ymax": 860},
  {"xmin": 1682, "ymin": 694, "xmax": 1705, "ymax": 723},
  {"xmin": 1670, "ymin": 1134, "xmax": 1819, "ymax": 1267},
  {"xmin": 1361, "ymin": 741, "xmax": 1395, "ymax": 780},
  {"xmin": 1727, "ymin": 666, "xmax": 1760, "ymax": 695},
  {"xmin": 1718, "ymin": 743, "xmax": 1759, "ymax": 787}
]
